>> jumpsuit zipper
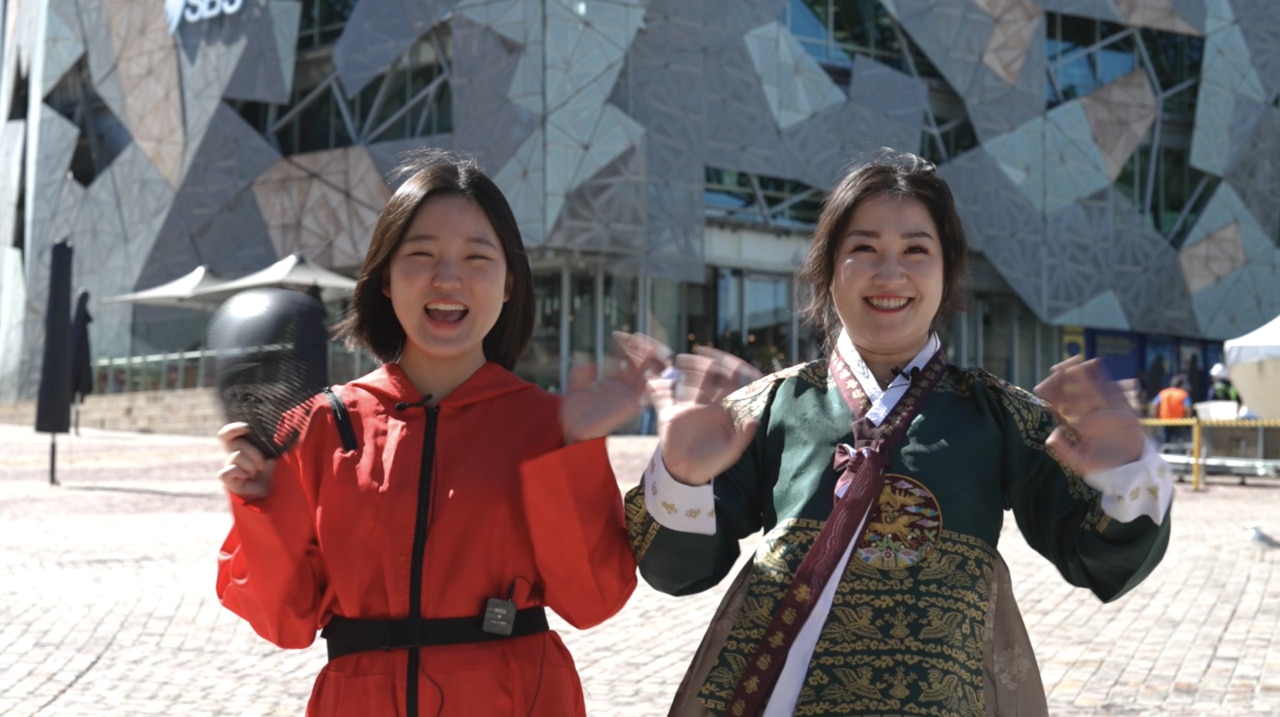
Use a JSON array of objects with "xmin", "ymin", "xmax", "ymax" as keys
[{"xmin": 405, "ymin": 405, "xmax": 438, "ymax": 717}]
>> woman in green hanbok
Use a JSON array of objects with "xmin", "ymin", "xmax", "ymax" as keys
[{"xmin": 613, "ymin": 151, "xmax": 1173, "ymax": 717}]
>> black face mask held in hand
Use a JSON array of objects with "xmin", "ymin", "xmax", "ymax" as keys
[{"xmin": 207, "ymin": 287, "xmax": 329, "ymax": 458}]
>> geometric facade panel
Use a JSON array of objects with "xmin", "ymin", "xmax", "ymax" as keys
[
  {"xmin": 251, "ymin": 145, "xmax": 392, "ymax": 270},
  {"xmin": 1190, "ymin": 0, "xmax": 1266, "ymax": 175},
  {"xmin": 743, "ymin": 22, "xmax": 845, "ymax": 129},
  {"xmin": 1114, "ymin": 0, "xmax": 1202, "ymax": 35},
  {"xmin": 971, "ymin": 0, "xmax": 1042, "ymax": 86},
  {"xmin": 333, "ymin": 0, "xmax": 458, "ymax": 97},
  {"xmin": 1180, "ymin": 221, "xmax": 1246, "ymax": 294},
  {"xmin": 1079, "ymin": 69, "xmax": 1158, "ymax": 180},
  {"xmin": 5, "ymin": 0, "xmax": 1280, "ymax": 398},
  {"xmin": 105, "ymin": 0, "xmax": 184, "ymax": 187}
]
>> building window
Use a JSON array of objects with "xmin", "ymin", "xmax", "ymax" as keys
[
  {"xmin": 705, "ymin": 168, "xmax": 823, "ymax": 228},
  {"xmin": 297, "ymin": 0, "xmax": 358, "ymax": 50},
  {"xmin": 1044, "ymin": 13, "xmax": 1204, "ymax": 112},
  {"xmin": 233, "ymin": 31, "xmax": 452, "ymax": 155},
  {"xmin": 781, "ymin": 0, "xmax": 939, "ymax": 79}
]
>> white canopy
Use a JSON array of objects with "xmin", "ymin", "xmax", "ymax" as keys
[
  {"xmin": 187, "ymin": 253, "xmax": 357, "ymax": 304},
  {"xmin": 1224, "ymin": 314, "xmax": 1280, "ymax": 366},
  {"xmin": 1223, "ymin": 314, "xmax": 1280, "ymax": 420},
  {"xmin": 101, "ymin": 266, "xmax": 228, "ymax": 310}
]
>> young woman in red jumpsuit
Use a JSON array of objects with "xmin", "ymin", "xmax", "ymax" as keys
[{"xmin": 215, "ymin": 150, "xmax": 650, "ymax": 716}]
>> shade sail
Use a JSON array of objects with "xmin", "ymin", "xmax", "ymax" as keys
[
  {"xmin": 101, "ymin": 266, "xmax": 228, "ymax": 310},
  {"xmin": 186, "ymin": 253, "xmax": 357, "ymax": 304}
]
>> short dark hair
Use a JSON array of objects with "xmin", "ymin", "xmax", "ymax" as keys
[
  {"xmin": 1171, "ymin": 375, "xmax": 1188, "ymax": 389},
  {"xmin": 335, "ymin": 149, "xmax": 534, "ymax": 370},
  {"xmin": 797, "ymin": 150, "xmax": 969, "ymax": 353}
]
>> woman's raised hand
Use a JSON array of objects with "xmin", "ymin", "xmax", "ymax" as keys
[
  {"xmin": 651, "ymin": 346, "xmax": 764, "ymax": 486},
  {"xmin": 559, "ymin": 332, "xmax": 669, "ymax": 444},
  {"xmin": 217, "ymin": 422, "xmax": 276, "ymax": 500},
  {"xmin": 1033, "ymin": 355, "xmax": 1146, "ymax": 475}
]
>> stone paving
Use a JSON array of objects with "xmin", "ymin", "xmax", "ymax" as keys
[{"xmin": 3, "ymin": 422, "xmax": 1280, "ymax": 716}]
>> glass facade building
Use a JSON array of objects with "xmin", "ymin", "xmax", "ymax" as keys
[{"xmin": 2, "ymin": 0, "xmax": 1278, "ymax": 402}]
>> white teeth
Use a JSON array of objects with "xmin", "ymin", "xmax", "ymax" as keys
[
  {"xmin": 426, "ymin": 301, "xmax": 467, "ymax": 311},
  {"xmin": 867, "ymin": 297, "xmax": 909, "ymax": 310}
]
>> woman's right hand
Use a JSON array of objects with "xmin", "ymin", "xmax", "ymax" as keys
[
  {"xmin": 217, "ymin": 423, "xmax": 276, "ymax": 500},
  {"xmin": 650, "ymin": 346, "xmax": 763, "ymax": 486}
]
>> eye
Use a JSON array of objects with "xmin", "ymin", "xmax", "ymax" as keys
[
  {"xmin": 466, "ymin": 254, "xmax": 493, "ymax": 261},
  {"xmin": 905, "ymin": 245, "xmax": 930, "ymax": 254},
  {"xmin": 848, "ymin": 243, "xmax": 874, "ymax": 253}
]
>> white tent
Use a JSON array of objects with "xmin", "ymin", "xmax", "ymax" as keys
[
  {"xmin": 186, "ymin": 253, "xmax": 357, "ymax": 304},
  {"xmin": 101, "ymin": 266, "xmax": 228, "ymax": 310},
  {"xmin": 1224, "ymin": 314, "xmax": 1280, "ymax": 420}
]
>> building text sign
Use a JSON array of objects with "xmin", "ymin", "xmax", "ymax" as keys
[{"xmin": 165, "ymin": 0, "xmax": 245, "ymax": 35}]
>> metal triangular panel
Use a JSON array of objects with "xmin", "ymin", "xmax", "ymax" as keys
[
  {"xmin": 106, "ymin": 0, "xmax": 186, "ymax": 188},
  {"xmin": 41, "ymin": 9, "xmax": 85, "ymax": 97},
  {"xmin": 893, "ymin": 0, "xmax": 993, "ymax": 99},
  {"xmin": 28, "ymin": 107, "xmax": 81, "ymax": 252},
  {"xmin": 1168, "ymin": 0, "xmax": 1207, "ymax": 33},
  {"xmin": 1051, "ymin": 290, "xmax": 1130, "ymax": 329},
  {"xmin": 175, "ymin": 19, "xmax": 252, "ymax": 180},
  {"xmin": 456, "ymin": 0, "xmax": 533, "ymax": 45},
  {"xmin": 77, "ymin": 0, "xmax": 128, "ymax": 125},
  {"xmin": 224, "ymin": 0, "xmax": 301, "ymax": 104},
  {"xmin": 156, "ymin": 104, "xmax": 280, "ymax": 262},
  {"xmin": 0, "ymin": 122, "xmax": 25, "ymax": 253},
  {"xmin": 1223, "ymin": 108, "xmax": 1280, "ymax": 243},
  {"xmin": 333, "ymin": 0, "xmax": 457, "ymax": 97},
  {"xmin": 252, "ymin": 146, "xmax": 392, "ymax": 269},
  {"xmin": 940, "ymin": 148, "xmax": 1044, "ymax": 266},
  {"xmin": 367, "ymin": 137, "xmax": 452, "ymax": 180},
  {"xmin": 492, "ymin": 128, "xmax": 546, "ymax": 245},
  {"xmin": 1234, "ymin": 0, "xmax": 1280, "ymax": 101},
  {"xmin": 557, "ymin": 145, "xmax": 647, "ymax": 255},
  {"xmin": 847, "ymin": 57, "xmax": 928, "ymax": 128}
]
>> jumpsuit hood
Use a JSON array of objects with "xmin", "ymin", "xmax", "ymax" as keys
[{"xmin": 348, "ymin": 361, "xmax": 541, "ymax": 410}]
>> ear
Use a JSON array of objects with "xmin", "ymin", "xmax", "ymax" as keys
[
  {"xmin": 504, "ymin": 271, "xmax": 513, "ymax": 302},
  {"xmin": 381, "ymin": 270, "xmax": 391, "ymax": 298}
]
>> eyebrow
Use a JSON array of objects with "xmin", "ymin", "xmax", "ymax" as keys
[
  {"xmin": 402, "ymin": 235, "xmax": 501, "ymax": 249},
  {"xmin": 845, "ymin": 229, "xmax": 937, "ymax": 240}
]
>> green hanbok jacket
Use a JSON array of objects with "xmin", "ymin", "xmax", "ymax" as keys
[{"xmin": 626, "ymin": 359, "xmax": 1172, "ymax": 717}]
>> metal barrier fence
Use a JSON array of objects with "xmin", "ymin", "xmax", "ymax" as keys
[
  {"xmin": 1140, "ymin": 418, "xmax": 1280, "ymax": 490},
  {"xmin": 90, "ymin": 343, "xmax": 377, "ymax": 395}
]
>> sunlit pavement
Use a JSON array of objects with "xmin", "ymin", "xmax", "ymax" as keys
[{"xmin": 3, "ymin": 423, "xmax": 1280, "ymax": 716}]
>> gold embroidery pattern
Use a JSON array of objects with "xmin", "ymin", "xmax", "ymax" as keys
[
  {"xmin": 855, "ymin": 474, "xmax": 943, "ymax": 570},
  {"xmin": 698, "ymin": 519, "xmax": 824, "ymax": 710},
  {"xmin": 623, "ymin": 486, "xmax": 662, "ymax": 563},
  {"xmin": 699, "ymin": 526, "xmax": 999, "ymax": 716},
  {"xmin": 791, "ymin": 531, "xmax": 996, "ymax": 716}
]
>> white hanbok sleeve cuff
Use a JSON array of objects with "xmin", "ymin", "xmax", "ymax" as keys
[
  {"xmin": 1083, "ymin": 439, "xmax": 1174, "ymax": 525},
  {"xmin": 642, "ymin": 446, "xmax": 718, "ymax": 536}
]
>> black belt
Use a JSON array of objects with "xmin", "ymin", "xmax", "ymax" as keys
[{"xmin": 321, "ymin": 608, "xmax": 549, "ymax": 662}]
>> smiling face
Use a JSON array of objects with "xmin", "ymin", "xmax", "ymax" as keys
[
  {"xmin": 384, "ymin": 194, "xmax": 512, "ymax": 375},
  {"xmin": 830, "ymin": 194, "xmax": 944, "ymax": 367}
]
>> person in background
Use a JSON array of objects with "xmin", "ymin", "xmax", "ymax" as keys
[
  {"xmin": 1208, "ymin": 362, "xmax": 1242, "ymax": 405},
  {"xmin": 1152, "ymin": 375, "xmax": 1192, "ymax": 448}
]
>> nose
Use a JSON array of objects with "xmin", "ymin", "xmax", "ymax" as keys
[
  {"xmin": 431, "ymin": 257, "xmax": 463, "ymax": 288},
  {"xmin": 872, "ymin": 254, "xmax": 906, "ymax": 284}
]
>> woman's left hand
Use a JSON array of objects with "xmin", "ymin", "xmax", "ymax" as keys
[
  {"xmin": 559, "ymin": 332, "xmax": 670, "ymax": 444},
  {"xmin": 1034, "ymin": 355, "xmax": 1147, "ymax": 474}
]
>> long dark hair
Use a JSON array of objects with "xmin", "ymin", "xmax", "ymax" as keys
[
  {"xmin": 335, "ymin": 149, "xmax": 534, "ymax": 370},
  {"xmin": 797, "ymin": 150, "xmax": 969, "ymax": 353}
]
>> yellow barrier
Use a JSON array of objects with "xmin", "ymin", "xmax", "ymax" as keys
[{"xmin": 1139, "ymin": 418, "xmax": 1280, "ymax": 490}]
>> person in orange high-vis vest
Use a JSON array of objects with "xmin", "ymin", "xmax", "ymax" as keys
[{"xmin": 1152, "ymin": 375, "xmax": 1192, "ymax": 447}]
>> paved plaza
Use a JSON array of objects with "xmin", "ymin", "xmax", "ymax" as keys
[{"xmin": 3, "ymin": 422, "xmax": 1280, "ymax": 716}]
